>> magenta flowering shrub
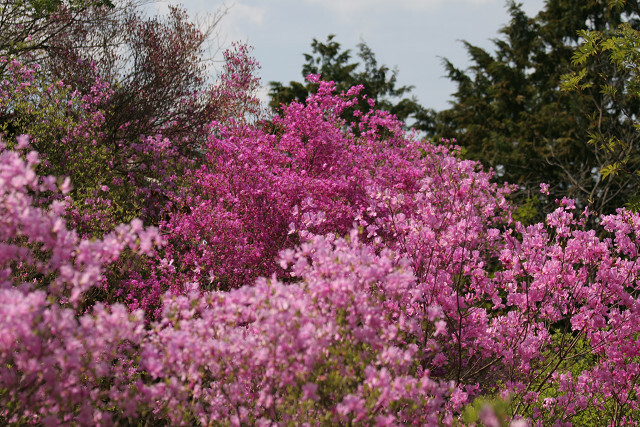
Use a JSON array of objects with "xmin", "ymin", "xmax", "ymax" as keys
[
  {"xmin": 0, "ymin": 137, "xmax": 161, "ymax": 303},
  {"xmin": 140, "ymin": 232, "xmax": 452, "ymax": 425},
  {"xmin": 161, "ymin": 76, "xmax": 428, "ymax": 290},
  {"xmin": 154, "ymin": 72, "xmax": 640, "ymax": 424},
  {"xmin": 0, "ymin": 138, "xmax": 162, "ymax": 424},
  {"xmin": 4, "ymin": 44, "xmax": 640, "ymax": 425},
  {"xmin": 494, "ymin": 205, "xmax": 640, "ymax": 424},
  {"xmin": 0, "ymin": 41, "xmax": 261, "ymax": 236},
  {"xmin": 1, "ymin": 293, "xmax": 145, "ymax": 425},
  {"xmin": 358, "ymin": 143, "xmax": 640, "ymax": 424},
  {"xmin": 0, "ymin": 134, "xmax": 454, "ymax": 424},
  {"xmin": 0, "ymin": 45, "xmax": 261, "ymax": 314}
]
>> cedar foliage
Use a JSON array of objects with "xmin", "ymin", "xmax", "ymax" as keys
[{"xmin": 420, "ymin": 0, "xmax": 640, "ymax": 218}]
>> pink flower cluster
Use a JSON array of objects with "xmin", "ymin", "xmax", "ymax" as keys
[
  {"xmin": 3, "ymin": 45, "xmax": 640, "ymax": 425},
  {"xmin": 161, "ymin": 76, "xmax": 431, "ymax": 290},
  {"xmin": 0, "ymin": 140, "xmax": 158, "ymax": 424},
  {"xmin": 141, "ymin": 232, "xmax": 451, "ymax": 425}
]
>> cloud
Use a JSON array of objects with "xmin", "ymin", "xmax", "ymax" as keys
[
  {"xmin": 255, "ymin": 85, "xmax": 270, "ymax": 106},
  {"xmin": 216, "ymin": 3, "xmax": 267, "ymax": 45},
  {"xmin": 228, "ymin": 3, "xmax": 266, "ymax": 26}
]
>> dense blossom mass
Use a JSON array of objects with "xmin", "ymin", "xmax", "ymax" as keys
[{"xmin": 2, "ymin": 12, "xmax": 640, "ymax": 426}]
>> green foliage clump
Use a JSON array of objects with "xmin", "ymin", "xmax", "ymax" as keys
[
  {"xmin": 422, "ymin": 0, "xmax": 640, "ymax": 216},
  {"xmin": 561, "ymin": 3, "xmax": 640, "ymax": 211},
  {"xmin": 269, "ymin": 35, "xmax": 424, "ymax": 126}
]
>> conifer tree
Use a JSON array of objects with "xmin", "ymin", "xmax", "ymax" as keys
[
  {"xmin": 269, "ymin": 35, "xmax": 424, "ymax": 125},
  {"xmin": 422, "ymin": 0, "xmax": 640, "ymax": 217}
]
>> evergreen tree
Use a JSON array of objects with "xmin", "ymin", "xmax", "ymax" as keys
[
  {"xmin": 269, "ymin": 35, "xmax": 424, "ymax": 125},
  {"xmin": 421, "ymin": 0, "xmax": 640, "ymax": 217}
]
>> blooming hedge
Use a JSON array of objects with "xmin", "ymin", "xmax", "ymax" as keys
[{"xmin": 2, "ymin": 46, "xmax": 640, "ymax": 426}]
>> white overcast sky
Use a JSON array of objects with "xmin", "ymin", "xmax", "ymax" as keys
[{"xmin": 150, "ymin": 0, "xmax": 546, "ymax": 111}]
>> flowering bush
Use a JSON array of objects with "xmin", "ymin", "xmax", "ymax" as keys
[
  {"xmin": 3, "ymin": 42, "xmax": 640, "ymax": 425},
  {"xmin": 0, "ymin": 138, "xmax": 160, "ymax": 424},
  {"xmin": 161, "ymin": 76, "xmax": 432, "ymax": 290},
  {"xmin": 140, "ymin": 233, "xmax": 454, "ymax": 425}
]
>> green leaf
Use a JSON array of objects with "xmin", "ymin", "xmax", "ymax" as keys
[
  {"xmin": 572, "ymin": 31, "xmax": 601, "ymax": 66},
  {"xmin": 600, "ymin": 83, "xmax": 618, "ymax": 97},
  {"xmin": 608, "ymin": 0, "xmax": 626, "ymax": 10},
  {"xmin": 561, "ymin": 69, "xmax": 589, "ymax": 92},
  {"xmin": 601, "ymin": 162, "xmax": 621, "ymax": 179}
]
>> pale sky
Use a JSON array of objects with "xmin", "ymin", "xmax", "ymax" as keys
[{"xmin": 150, "ymin": 0, "xmax": 546, "ymax": 111}]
